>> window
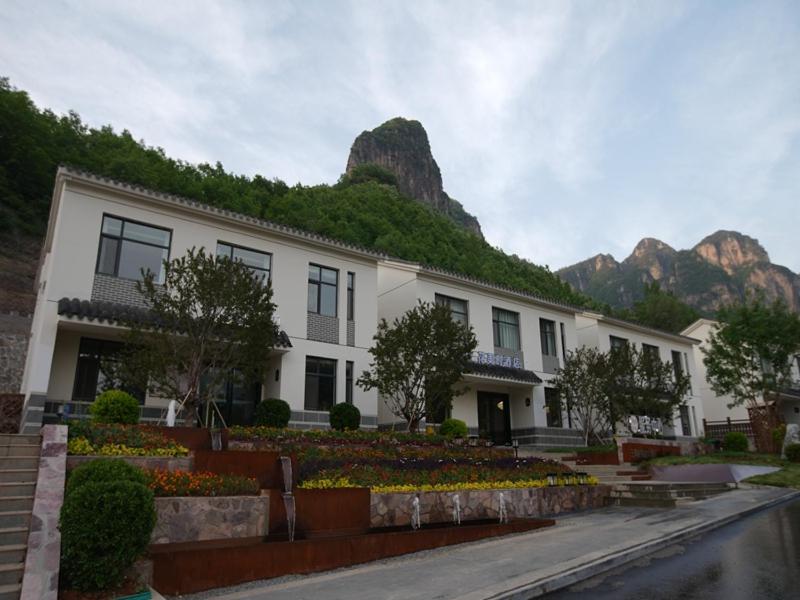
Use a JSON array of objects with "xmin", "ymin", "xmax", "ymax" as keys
[
  {"xmin": 671, "ymin": 350, "xmax": 684, "ymax": 380},
  {"xmin": 96, "ymin": 215, "xmax": 171, "ymax": 284},
  {"xmin": 492, "ymin": 308, "xmax": 520, "ymax": 350},
  {"xmin": 435, "ymin": 294, "xmax": 468, "ymax": 326},
  {"xmin": 72, "ymin": 337, "xmax": 144, "ymax": 403},
  {"xmin": 304, "ymin": 357, "xmax": 337, "ymax": 411},
  {"xmin": 540, "ymin": 319, "xmax": 557, "ymax": 357},
  {"xmin": 347, "ymin": 272, "xmax": 355, "ymax": 321},
  {"xmin": 308, "ymin": 265, "xmax": 338, "ymax": 317},
  {"xmin": 545, "ymin": 387, "xmax": 563, "ymax": 428},
  {"xmin": 610, "ymin": 336, "xmax": 629, "ymax": 351},
  {"xmin": 559, "ymin": 322, "xmax": 567, "ymax": 361},
  {"xmin": 345, "ymin": 361, "xmax": 354, "ymax": 404},
  {"xmin": 642, "ymin": 344, "xmax": 660, "ymax": 361},
  {"xmin": 216, "ymin": 242, "xmax": 271, "ymax": 283}
]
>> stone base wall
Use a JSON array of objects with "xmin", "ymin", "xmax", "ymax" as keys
[
  {"xmin": 67, "ymin": 455, "xmax": 193, "ymax": 472},
  {"xmin": 151, "ymin": 495, "xmax": 269, "ymax": 544},
  {"xmin": 370, "ymin": 485, "xmax": 610, "ymax": 528}
]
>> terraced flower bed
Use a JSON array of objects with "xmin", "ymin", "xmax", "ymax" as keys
[{"xmin": 67, "ymin": 422, "xmax": 190, "ymax": 457}]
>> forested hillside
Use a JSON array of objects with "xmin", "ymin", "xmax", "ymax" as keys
[{"xmin": 0, "ymin": 78, "xmax": 589, "ymax": 312}]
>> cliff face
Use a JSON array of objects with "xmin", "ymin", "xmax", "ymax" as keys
[
  {"xmin": 346, "ymin": 118, "xmax": 483, "ymax": 237},
  {"xmin": 558, "ymin": 230, "xmax": 800, "ymax": 314}
]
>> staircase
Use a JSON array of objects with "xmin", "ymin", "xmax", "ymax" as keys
[
  {"xmin": 0, "ymin": 434, "xmax": 40, "ymax": 600},
  {"xmin": 516, "ymin": 427, "xmax": 587, "ymax": 449},
  {"xmin": 607, "ymin": 482, "xmax": 733, "ymax": 508}
]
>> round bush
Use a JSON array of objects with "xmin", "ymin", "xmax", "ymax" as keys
[
  {"xmin": 785, "ymin": 443, "xmax": 800, "ymax": 463},
  {"xmin": 66, "ymin": 458, "xmax": 147, "ymax": 497},
  {"xmin": 60, "ymin": 480, "xmax": 156, "ymax": 591},
  {"xmin": 439, "ymin": 418, "xmax": 468, "ymax": 438},
  {"xmin": 254, "ymin": 398, "xmax": 291, "ymax": 428},
  {"xmin": 723, "ymin": 431, "xmax": 749, "ymax": 452},
  {"xmin": 89, "ymin": 390, "xmax": 140, "ymax": 425},
  {"xmin": 330, "ymin": 403, "xmax": 361, "ymax": 431}
]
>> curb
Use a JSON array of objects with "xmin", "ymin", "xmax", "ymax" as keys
[{"xmin": 473, "ymin": 489, "xmax": 800, "ymax": 599}]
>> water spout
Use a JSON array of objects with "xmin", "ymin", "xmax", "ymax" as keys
[
  {"xmin": 411, "ymin": 496, "xmax": 421, "ymax": 530},
  {"xmin": 498, "ymin": 492, "xmax": 508, "ymax": 524},
  {"xmin": 452, "ymin": 493, "xmax": 461, "ymax": 525}
]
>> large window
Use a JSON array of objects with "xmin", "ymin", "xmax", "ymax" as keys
[
  {"xmin": 642, "ymin": 343, "xmax": 660, "ymax": 361},
  {"xmin": 671, "ymin": 350, "xmax": 684, "ymax": 379},
  {"xmin": 540, "ymin": 319, "xmax": 557, "ymax": 357},
  {"xmin": 72, "ymin": 337, "xmax": 143, "ymax": 403},
  {"xmin": 308, "ymin": 265, "xmax": 338, "ymax": 317},
  {"xmin": 347, "ymin": 272, "xmax": 355, "ymax": 321},
  {"xmin": 492, "ymin": 308, "xmax": 520, "ymax": 351},
  {"xmin": 436, "ymin": 294, "xmax": 468, "ymax": 326},
  {"xmin": 305, "ymin": 357, "xmax": 337, "ymax": 411},
  {"xmin": 216, "ymin": 242, "xmax": 271, "ymax": 283},
  {"xmin": 345, "ymin": 361, "xmax": 354, "ymax": 404},
  {"xmin": 610, "ymin": 335, "xmax": 629, "ymax": 351},
  {"xmin": 96, "ymin": 215, "xmax": 171, "ymax": 283}
]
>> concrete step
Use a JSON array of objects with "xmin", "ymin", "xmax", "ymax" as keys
[
  {"xmin": 0, "ymin": 471, "xmax": 37, "ymax": 484},
  {"xmin": 0, "ymin": 446, "xmax": 39, "ymax": 458},
  {"xmin": 609, "ymin": 489, "xmax": 726, "ymax": 500},
  {"xmin": 0, "ymin": 498, "xmax": 32, "ymax": 513},
  {"xmin": 0, "ymin": 584, "xmax": 20, "ymax": 600},
  {"xmin": 613, "ymin": 483, "xmax": 732, "ymax": 493},
  {"xmin": 0, "ymin": 459, "xmax": 38, "ymax": 471},
  {"xmin": 0, "ymin": 485, "xmax": 34, "ymax": 499},
  {"xmin": 0, "ymin": 436, "xmax": 38, "ymax": 447},
  {"xmin": 0, "ymin": 546, "xmax": 25, "ymax": 565},
  {"xmin": 0, "ymin": 563, "xmax": 23, "ymax": 586},
  {"xmin": 0, "ymin": 514, "xmax": 29, "ymax": 530},
  {"xmin": 606, "ymin": 496, "xmax": 682, "ymax": 509},
  {"xmin": 0, "ymin": 530, "xmax": 28, "ymax": 547}
]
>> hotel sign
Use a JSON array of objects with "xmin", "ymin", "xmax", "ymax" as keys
[{"xmin": 472, "ymin": 351, "xmax": 522, "ymax": 369}]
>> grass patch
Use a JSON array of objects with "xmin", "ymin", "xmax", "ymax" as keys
[
  {"xmin": 744, "ymin": 464, "xmax": 800, "ymax": 489},
  {"xmin": 644, "ymin": 452, "xmax": 786, "ymax": 467}
]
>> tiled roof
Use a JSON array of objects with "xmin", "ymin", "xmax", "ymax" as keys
[
  {"xmin": 466, "ymin": 362, "xmax": 543, "ymax": 384},
  {"xmin": 56, "ymin": 297, "xmax": 293, "ymax": 348}
]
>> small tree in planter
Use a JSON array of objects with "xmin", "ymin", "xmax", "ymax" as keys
[{"xmin": 357, "ymin": 301, "xmax": 477, "ymax": 433}]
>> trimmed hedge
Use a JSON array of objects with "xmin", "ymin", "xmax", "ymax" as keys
[
  {"xmin": 439, "ymin": 418, "xmax": 468, "ymax": 438},
  {"xmin": 254, "ymin": 398, "xmax": 291, "ymax": 428},
  {"xmin": 723, "ymin": 431, "xmax": 749, "ymax": 452},
  {"xmin": 65, "ymin": 458, "xmax": 147, "ymax": 497},
  {"xmin": 60, "ymin": 480, "xmax": 156, "ymax": 591},
  {"xmin": 330, "ymin": 403, "xmax": 361, "ymax": 431},
  {"xmin": 89, "ymin": 390, "xmax": 140, "ymax": 425}
]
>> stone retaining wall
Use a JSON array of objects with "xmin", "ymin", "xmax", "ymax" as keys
[
  {"xmin": 151, "ymin": 495, "xmax": 269, "ymax": 544},
  {"xmin": 67, "ymin": 455, "xmax": 193, "ymax": 472},
  {"xmin": 370, "ymin": 485, "xmax": 609, "ymax": 528}
]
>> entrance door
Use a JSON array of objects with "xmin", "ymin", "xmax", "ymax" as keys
[
  {"xmin": 477, "ymin": 392, "xmax": 511, "ymax": 445},
  {"xmin": 545, "ymin": 387, "xmax": 563, "ymax": 428}
]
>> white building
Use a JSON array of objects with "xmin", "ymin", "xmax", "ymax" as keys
[{"xmin": 19, "ymin": 167, "xmax": 380, "ymax": 433}]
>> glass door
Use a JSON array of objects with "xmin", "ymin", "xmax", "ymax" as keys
[{"xmin": 477, "ymin": 392, "xmax": 511, "ymax": 444}]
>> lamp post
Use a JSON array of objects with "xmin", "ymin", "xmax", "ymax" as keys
[{"xmin": 512, "ymin": 438, "xmax": 519, "ymax": 458}]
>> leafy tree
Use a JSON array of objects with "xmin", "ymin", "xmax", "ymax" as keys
[
  {"xmin": 617, "ymin": 282, "xmax": 700, "ymax": 333},
  {"xmin": 115, "ymin": 248, "xmax": 278, "ymax": 426},
  {"xmin": 703, "ymin": 297, "xmax": 800, "ymax": 409},
  {"xmin": 357, "ymin": 301, "xmax": 477, "ymax": 432}
]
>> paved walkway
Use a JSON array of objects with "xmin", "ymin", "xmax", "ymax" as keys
[{"xmin": 178, "ymin": 486, "xmax": 798, "ymax": 600}]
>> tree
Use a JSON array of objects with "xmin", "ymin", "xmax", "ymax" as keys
[
  {"xmin": 115, "ymin": 247, "xmax": 278, "ymax": 426},
  {"xmin": 357, "ymin": 301, "xmax": 477, "ymax": 432},
  {"xmin": 703, "ymin": 297, "xmax": 800, "ymax": 410},
  {"xmin": 550, "ymin": 347, "xmax": 612, "ymax": 444},
  {"xmin": 618, "ymin": 282, "xmax": 700, "ymax": 334}
]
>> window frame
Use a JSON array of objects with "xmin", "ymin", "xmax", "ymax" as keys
[
  {"xmin": 347, "ymin": 272, "xmax": 355, "ymax": 321},
  {"xmin": 95, "ymin": 214, "xmax": 172, "ymax": 284},
  {"xmin": 304, "ymin": 356, "xmax": 337, "ymax": 411},
  {"xmin": 307, "ymin": 264, "xmax": 339, "ymax": 317},
  {"xmin": 492, "ymin": 307, "xmax": 521, "ymax": 351},
  {"xmin": 435, "ymin": 293, "xmax": 469, "ymax": 326},
  {"xmin": 216, "ymin": 241, "xmax": 272, "ymax": 284},
  {"xmin": 609, "ymin": 335, "xmax": 629, "ymax": 351},
  {"xmin": 642, "ymin": 343, "xmax": 660, "ymax": 361},
  {"xmin": 539, "ymin": 318, "xmax": 557, "ymax": 357},
  {"xmin": 345, "ymin": 360, "xmax": 354, "ymax": 404}
]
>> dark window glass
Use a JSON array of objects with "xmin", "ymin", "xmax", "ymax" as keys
[
  {"xmin": 610, "ymin": 336, "xmax": 629, "ymax": 351},
  {"xmin": 346, "ymin": 361, "xmax": 354, "ymax": 404},
  {"xmin": 308, "ymin": 264, "xmax": 338, "ymax": 317},
  {"xmin": 435, "ymin": 294, "xmax": 468, "ymax": 326},
  {"xmin": 216, "ymin": 242, "xmax": 271, "ymax": 283},
  {"xmin": 347, "ymin": 273, "xmax": 355, "ymax": 321},
  {"xmin": 305, "ymin": 357, "xmax": 337, "ymax": 411},
  {"xmin": 545, "ymin": 387, "xmax": 563, "ymax": 428},
  {"xmin": 642, "ymin": 344, "xmax": 660, "ymax": 361},
  {"xmin": 559, "ymin": 322, "xmax": 568, "ymax": 361},
  {"xmin": 72, "ymin": 337, "xmax": 144, "ymax": 403},
  {"xmin": 540, "ymin": 319, "xmax": 557, "ymax": 356},
  {"xmin": 492, "ymin": 307, "xmax": 520, "ymax": 350},
  {"xmin": 672, "ymin": 350, "xmax": 684, "ymax": 379},
  {"xmin": 96, "ymin": 215, "xmax": 171, "ymax": 283}
]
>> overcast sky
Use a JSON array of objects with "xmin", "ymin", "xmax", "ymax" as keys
[{"xmin": 2, "ymin": 0, "xmax": 798, "ymax": 272}]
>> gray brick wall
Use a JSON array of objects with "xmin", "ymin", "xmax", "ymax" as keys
[
  {"xmin": 307, "ymin": 312, "xmax": 339, "ymax": 344},
  {"xmin": 346, "ymin": 320, "xmax": 355, "ymax": 347},
  {"xmin": 91, "ymin": 273, "xmax": 149, "ymax": 308}
]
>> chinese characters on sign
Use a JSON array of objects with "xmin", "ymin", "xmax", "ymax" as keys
[{"xmin": 472, "ymin": 351, "xmax": 522, "ymax": 369}]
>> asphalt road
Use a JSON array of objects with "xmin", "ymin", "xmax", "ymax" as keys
[{"xmin": 546, "ymin": 496, "xmax": 800, "ymax": 600}]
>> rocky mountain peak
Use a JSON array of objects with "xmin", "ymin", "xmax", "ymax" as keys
[
  {"xmin": 346, "ymin": 117, "xmax": 483, "ymax": 237},
  {"xmin": 622, "ymin": 237, "xmax": 677, "ymax": 281},
  {"xmin": 693, "ymin": 230, "xmax": 770, "ymax": 275},
  {"xmin": 629, "ymin": 237, "xmax": 676, "ymax": 259}
]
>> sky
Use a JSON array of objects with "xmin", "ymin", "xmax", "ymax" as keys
[{"xmin": 1, "ymin": 0, "xmax": 798, "ymax": 272}]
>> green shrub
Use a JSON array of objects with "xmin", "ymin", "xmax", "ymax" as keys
[
  {"xmin": 723, "ymin": 431, "xmax": 749, "ymax": 452},
  {"xmin": 60, "ymin": 480, "xmax": 156, "ymax": 591},
  {"xmin": 785, "ymin": 443, "xmax": 800, "ymax": 463},
  {"xmin": 773, "ymin": 424, "xmax": 787, "ymax": 448},
  {"xmin": 254, "ymin": 398, "xmax": 291, "ymax": 428},
  {"xmin": 89, "ymin": 390, "xmax": 140, "ymax": 425},
  {"xmin": 66, "ymin": 458, "xmax": 147, "ymax": 497},
  {"xmin": 329, "ymin": 403, "xmax": 361, "ymax": 431},
  {"xmin": 439, "ymin": 418, "xmax": 468, "ymax": 438}
]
